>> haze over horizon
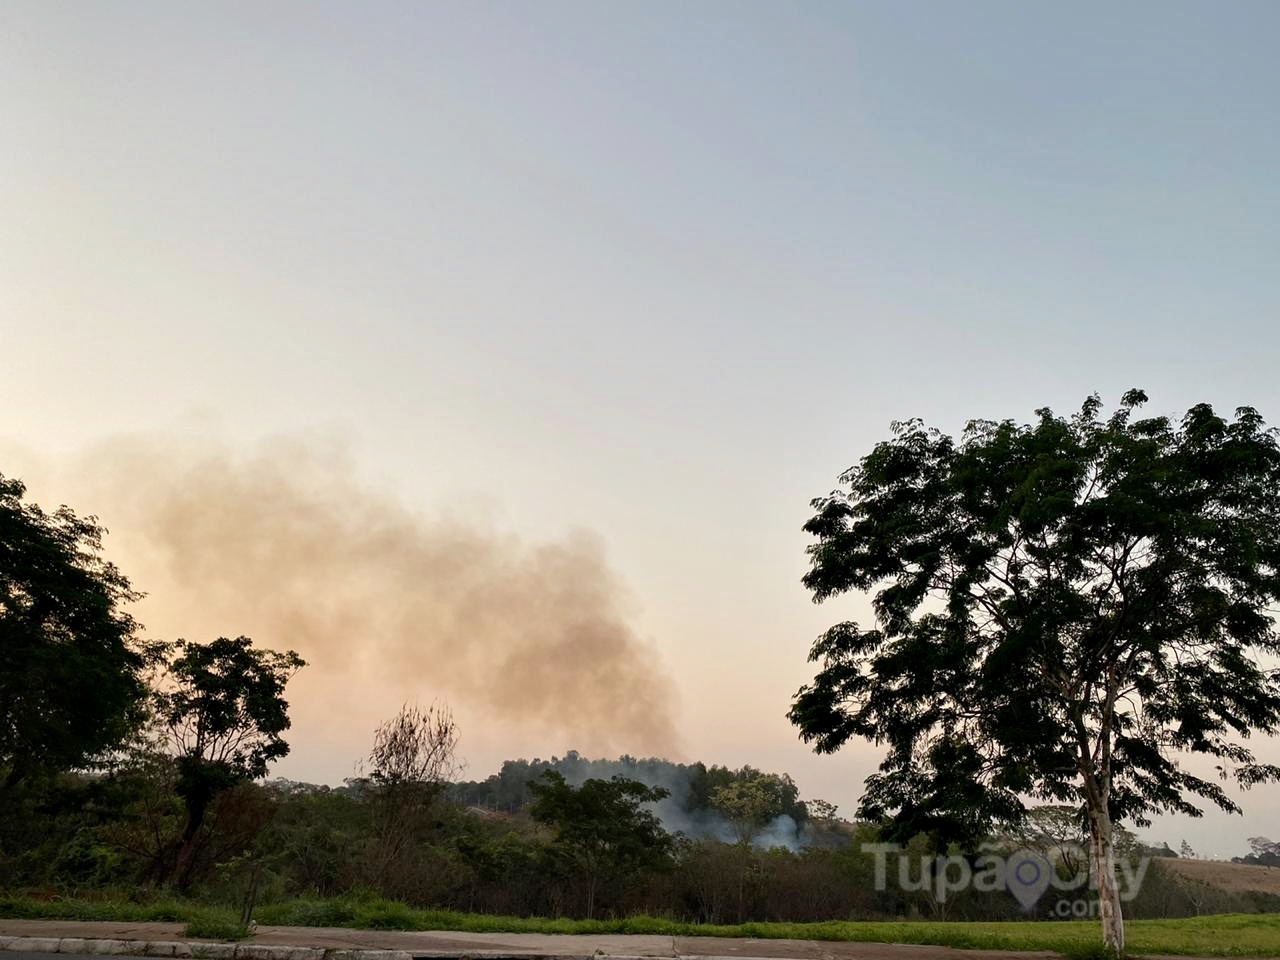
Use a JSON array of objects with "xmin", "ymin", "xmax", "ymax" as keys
[{"xmin": 4, "ymin": 1, "xmax": 1279, "ymax": 859}]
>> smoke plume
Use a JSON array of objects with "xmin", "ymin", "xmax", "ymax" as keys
[{"xmin": 64, "ymin": 433, "xmax": 679, "ymax": 759}]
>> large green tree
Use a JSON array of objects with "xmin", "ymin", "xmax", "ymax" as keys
[
  {"xmin": 789, "ymin": 392, "xmax": 1280, "ymax": 952},
  {"xmin": 529, "ymin": 771, "xmax": 671, "ymax": 918},
  {"xmin": 0, "ymin": 474, "xmax": 150, "ymax": 786},
  {"xmin": 710, "ymin": 771, "xmax": 793, "ymax": 846},
  {"xmin": 154, "ymin": 635, "xmax": 305, "ymax": 889}
]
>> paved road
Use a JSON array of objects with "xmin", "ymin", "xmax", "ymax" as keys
[
  {"xmin": 0, "ymin": 923, "xmax": 1063, "ymax": 960},
  {"xmin": 0, "ymin": 922, "xmax": 1194, "ymax": 960}
]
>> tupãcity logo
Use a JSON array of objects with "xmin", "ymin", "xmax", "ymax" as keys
[
  {"xmin": 1005, "ymin": 848, "xmax": 1053, "ymax": 910},
  {"xmin": 862, "ymin": 843, "xmax": 1150, "ymax": 912}
]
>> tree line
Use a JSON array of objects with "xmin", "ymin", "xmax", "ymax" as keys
[{"xmin": 1, "ymin": 742, "xmax": 1266, "ymax": 923}]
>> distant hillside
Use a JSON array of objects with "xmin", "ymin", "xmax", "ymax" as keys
[
  {"xmin": 449, "ymin": 751, "xmax": 831, "ymax": 849},
  {"xmin": 1164, "ymin": 858, "xmax": 1280, "ymax": 896}
]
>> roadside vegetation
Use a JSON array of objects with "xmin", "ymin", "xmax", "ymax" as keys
[
  {"xmin": 4, "ymin": 754, "xmax": 1272, "ymax": 927},
  {"xmin": 3, "ymin": 895, "xmax": 1280, "ymax": 956}
]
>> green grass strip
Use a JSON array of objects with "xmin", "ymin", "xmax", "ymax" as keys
[{"xmin": 3, "ymin": 895, "xmax": 1279, "ymax": 956}]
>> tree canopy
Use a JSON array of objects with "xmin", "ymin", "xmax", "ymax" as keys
[
  {"xmin": 157, "ymin": 636, "xmax": 305, "ymax": 782},
  {"xmin": 711, "ymin": 771, "xmax": 794, "ymax": 845},
  {"xmin": 155, "ymin": 635, "xmax": 305, "ymax": 887},
  {"xmin": 529, "ymin": 771, "xmax": 671, "ymax": 917},
  {"xmin": 0, "ymin": 473, "xmax": 149, "ymax": 785},
  {"xmin": 789, "ymin": 391, "xmax": 1280, "ymax": 950}
]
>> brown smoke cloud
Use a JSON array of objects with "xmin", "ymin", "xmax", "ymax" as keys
[{"xmin": 63, "ymin": 433, "xmax": 680, "ymax": 761}]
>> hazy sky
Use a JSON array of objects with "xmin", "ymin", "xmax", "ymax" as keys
[{"xmin": 3, "ymin": 1, "xmax": 1279, "ymax": 857}]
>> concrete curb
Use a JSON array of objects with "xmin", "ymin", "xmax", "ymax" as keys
[
  {"xmin": 396, "ymin": 956, "xmax": 648, "ymax": 960},
  {"xmin": 0, "ymin": 938, "xmax": 413, "ymax": 960}
]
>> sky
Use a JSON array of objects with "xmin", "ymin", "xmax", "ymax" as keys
[{"xmin": 3, "ymin": 1, "xmax": 1279, "ymax": 858}]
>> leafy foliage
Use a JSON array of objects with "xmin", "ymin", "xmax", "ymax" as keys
[
  {"xmin": 154, "ymin": 636, "xmax": 305, "ymax": 887},
  {"xmin": 453, "ymin": 752, "xmax": 809, "ymax": 829},
  {"xmin": 529, "ymin": 771, "xmax": 672, "ymax": 917},
  {"xmin": 789, "ymin": 392, "xmax": 1280, "ymax": 949},
  {"xmin": 711, "ymin": 772, "xmax": 794, "ymax": 845},
  {"xmin": 791, "ymin": 392, "xmax": 1280, "ymax": 833},
  {"xmin": 157, "ymin": 636, "xmax": 306, "ymax": 783},
  {"xmin": 0, "ymin": 473, "xmax": 151, "ymax": 783}
]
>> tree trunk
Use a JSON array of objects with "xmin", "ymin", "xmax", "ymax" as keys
[
  {"xmin": 737, "ymin": 844, "xmax": 749, "ymax": 923},
  {"xmin": 240, "ymin": 861, "xmax": 261, "ymax": 926},
  {"xmin": 1087, "ymin": 797, "xmax": 1125, "ymax": 954},
  {"xmin": 173, "ymin": 794, "xmax": 210, "ymax": 892}
]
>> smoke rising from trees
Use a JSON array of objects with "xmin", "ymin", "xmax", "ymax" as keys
[{"xmin": 453, "ymin": 753, "xmax": 816, "ymax": 851}]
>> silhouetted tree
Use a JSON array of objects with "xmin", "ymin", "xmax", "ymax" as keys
[
  {"xmin": 155, "ymin": 636, "xmax": 304, "ymax": 889},
  {"xmin": 790, "ymin": 392, "xmax": 1280, "ymax": 953},
  {"xmin": 366, "ymin": 701, "xmax": 461, "ymax": 886},
  {"xmin": 805, "ymin": 798, "xmax": 839, "ymax": 824},
  {"xmin": 0, "ymin": 473, "xmax": 152, "ymax": 786}
]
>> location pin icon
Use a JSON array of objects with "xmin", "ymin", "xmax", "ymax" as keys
[{"xmin": 1006, "ymin": 848, "xmax": 1052, "ymax": 912}]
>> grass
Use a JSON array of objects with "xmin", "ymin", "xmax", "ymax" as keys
[
  {"xmin": 181, "ymin": 915, "xmax": 252, "ymax": 941},
  {"xmin": 0, "ymin": 895, "xmax": 249, "ymax": 941},
  {"xmin": 3, "ymin": 894, "xmax": 1280, "ymax": 956}
]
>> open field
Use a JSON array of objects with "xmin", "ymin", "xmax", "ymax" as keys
[
  {"xmin": 1162, "ymin": 861, "xmax": 1280, "ymax": 897},
  {"xmin": 4, "ymin": 897, "xmax": 1280, "ymax": 957}
]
